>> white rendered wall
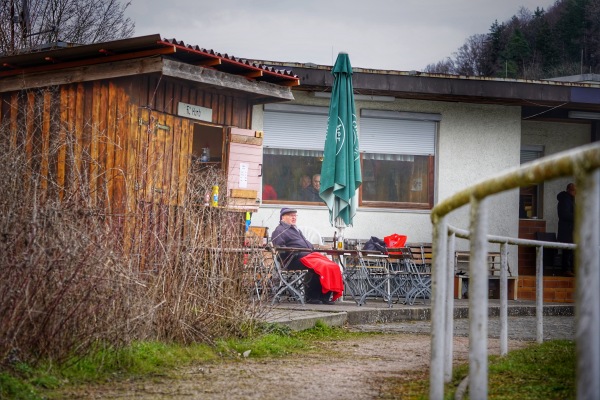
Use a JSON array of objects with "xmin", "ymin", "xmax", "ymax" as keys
[
  {"xmin": 521, "ymin": 120, "xmax": 591, "ymax": 236},
  {"xmin": 436, "ymin": 102, "xmax": 521, "ymax": 259},
  {"xmin": 251, "ymin": 93, "xmax": 521, "ymax": 265}
]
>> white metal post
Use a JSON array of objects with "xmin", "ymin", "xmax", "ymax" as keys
[
  {"xmin": 469, "ymin": 197, "xmax": 489, "ymax": 399},
  {"xmin": 536, "ymin": 245, "xmax": 544, "ymax": 343},
  {"xmin": 499, "ymin": 242, "xmax": 508, "ymax": 355},
  {"xmin": 575, "ymin": 169, "xmax": 600, "ymax": 400},
  {"xmin": 445, "ymin": 231, "xmax": 456, "ymax": 382},
  {"xmin": 430, "ymin": 215, "xmax": 447, "ymax": 399}
]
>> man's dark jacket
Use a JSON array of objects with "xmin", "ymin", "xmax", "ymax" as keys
[
  {"xmin": 270, "ymin": 221, "xmax": 344, "ymax": 300},
  {"xmin": 271, "ymin": 221, "xmax": 313, "ymax": 268}
]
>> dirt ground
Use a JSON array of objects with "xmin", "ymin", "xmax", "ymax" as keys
[{"xmin": 50, "ymin": 333, "xmax": 530, "ymax": 400}]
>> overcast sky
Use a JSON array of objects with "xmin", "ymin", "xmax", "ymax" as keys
[{"xmin": 127, "ymin": 0, "xmax": 558, "ymax": 71}]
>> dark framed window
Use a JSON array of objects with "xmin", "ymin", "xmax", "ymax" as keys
[
  {"xmin": 262, "ymin": 104, "xmax": 438, "ymax": 209},
  {"xmin": 361, "ymin": 153, "xmax": 434, "ymax": 208},
  {"xmin": 262, "ymin": 149, "xmax": 324, "ymax": 203},
  {"xmin": 519, "ymin": 145, "xmax": 544, "ymax": 218}
]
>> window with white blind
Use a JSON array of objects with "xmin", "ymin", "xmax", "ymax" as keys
[
  {"xmin": 359, "ymin": 109, "xmax": 438, "ymax": 208},
  {"xmin": 262, "ymin": 103, "xmax": 327, "ymax": 203},
  {"xmin": 261, "ymin": 104, "xmax": 438, "ymax": 208}
]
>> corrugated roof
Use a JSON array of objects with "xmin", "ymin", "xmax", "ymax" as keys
[{"xmin": 0, "ymin": 34, "xmax": 300, "ymax": 86}]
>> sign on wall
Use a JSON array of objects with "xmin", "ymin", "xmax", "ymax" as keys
[
  {"xmin": 177, "ymin": 102, "xmax": 213, "ymax": 122},
  {"xmin": 239, "ymin": 163, "xmax": 249, "ymax": 188}
]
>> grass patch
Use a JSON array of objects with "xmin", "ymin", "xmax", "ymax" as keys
[
  {"xmin": 0, "ymin": 372, "xmax": 42, "ymax": 400},
  {"xmin": 56, "ymin": 340, "xmax": 219, "ymax": 381},
  {"xmin": 379, "ymin": 340, "xmax": 576, "ymax": 400},
  {"xmin": 210, "ymin": 320, "xmax": 363, "ymax": 359},
  {"xmin": 2, "ymin": 321, "xmax": 358, "ymax": 399},
  {"xmin": 484, "ymin": 339, "xmax": 575, "ymax": 399}
]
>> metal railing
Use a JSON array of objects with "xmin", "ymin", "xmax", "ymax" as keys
[{"xmin": 429, "ymin": 142, "xmax": 600, "ymax": 400}]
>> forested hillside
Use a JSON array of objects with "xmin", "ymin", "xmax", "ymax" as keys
[{"xmin": 424, "ymin": 0, "xmax": 600, "ymax": 79}]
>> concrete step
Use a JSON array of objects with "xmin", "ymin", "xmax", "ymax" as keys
[{"xmin": 265, "ymin": 299, "xmax": 574, "ymax": 331}]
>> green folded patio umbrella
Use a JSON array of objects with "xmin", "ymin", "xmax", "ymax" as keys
[{"xmin": 320, "ymin": 52, "xmax": 362, "ymax": 232}]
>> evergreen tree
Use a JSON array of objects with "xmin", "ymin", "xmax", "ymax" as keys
[
  {"xmin": 425, "ymin": 0, "xmax": 600, "ymax": 78},
  {"xmin": 503, "ymin": 28, "xmax": 531, "ymax": 78},
  {"xmin": 482, "ymin": 20, "xmax": 506, "ymax": 76},
  {"xmin": 586, "ymin": 0, "xmax": 600, "ymax": 72},
  {"xmin": 555, "ymin": 0, "xmax": 588, "ymax": 65},
  {"xmin": 530, "ymin": 7, "xmax": 559, "ymax": 73}
]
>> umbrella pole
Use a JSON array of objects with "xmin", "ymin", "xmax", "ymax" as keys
[
  {"xmin": 334, "ymin": 217, "xmax": 346, "ymax": 249},
  {"xmin": 335, "ymin": 218, "xmax": 349, "ymax": 303}
]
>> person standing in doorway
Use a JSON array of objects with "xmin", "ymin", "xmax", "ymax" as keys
[{"xmin": 557, "ymin": 182, "xmax": 576, "ymax": 277}]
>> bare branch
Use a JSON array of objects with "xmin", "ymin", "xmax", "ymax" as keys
[{"xmin": 0, "ymin": 0, "xmax": 134, "ymax": 55}]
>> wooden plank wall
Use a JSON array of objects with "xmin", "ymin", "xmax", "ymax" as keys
[
  {"xmin": 127, "ymin": 107, "xmax": 193, "ymax": 267},
  {"xmin": 140, "ymin": 75, "xmax": 252, "ymax": 129},
  {"xmin": 0, "ymin": 75, "xmax": 253, "ymax": 268}
]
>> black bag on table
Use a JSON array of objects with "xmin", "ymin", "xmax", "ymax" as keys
[{"xmin": 362, "ymin": 236, "xmax": 387, "ymax": 253}]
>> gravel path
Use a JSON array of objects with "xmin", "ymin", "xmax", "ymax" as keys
[
  {"xmin": 53, "ymin": 334, "xmax": 521, "ymax": 400},
  {"xmin": 48, "ymin": 316, "xmax": 575, "ymax": 400}
]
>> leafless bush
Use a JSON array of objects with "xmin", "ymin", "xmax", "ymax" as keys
[
  {"xmin": 142, "ymin": 164, "xmax": 269, "ymax": 344},
  {"xmin": 0, "ymin": 107, "xmax": 267, "ymax": 366},
  {"xmin": 0, "ymin": 130, "xmax": 147, "ymax": 365}
]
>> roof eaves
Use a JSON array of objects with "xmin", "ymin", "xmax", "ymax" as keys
[
  {"xmin": 159, "ymin": 38, "xmax": 299, "ymax": 86},
  {"xmin": 0, "ymin": 34, "xmax": 300, "ymax": 87},
  {"xmin": 0, "ymin": 46, "xmax": 175, "ymax": 79}
]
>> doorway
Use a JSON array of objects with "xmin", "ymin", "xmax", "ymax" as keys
[{"xmin": 192, "ymin": 123, "xmax": 225, "ymax": 165}]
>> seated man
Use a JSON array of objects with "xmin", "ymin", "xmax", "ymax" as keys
[{"xmin": 271, "ymin": 208, "xmax": 344, "ymax": 304}]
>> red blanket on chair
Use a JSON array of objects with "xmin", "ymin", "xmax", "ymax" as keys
[{"xmin": 300, "ymin": 252, "xmax": 344, "ymax": 301}]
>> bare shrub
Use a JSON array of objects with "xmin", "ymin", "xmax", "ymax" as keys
[
  {"xmin": 0, "ymin": 129, "xmax": 147, "ymax": 364},
  {"xmin": 141, "ymin": 164, "xmax": 268, "ymax": 344},
  {"xmin": 0, "ymin": 101, "xmax": 268, "ymax": 366}
]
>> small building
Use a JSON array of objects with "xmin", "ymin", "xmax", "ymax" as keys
[
  {"xmin": 0, "ymin": 34, "xmax": 299, "ymax": 259},
  {"xmin": 249, "ymin": 61, "xmax": 599, "ymax": 279}
]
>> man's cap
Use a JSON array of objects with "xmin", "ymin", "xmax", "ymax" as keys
[{"xmin": 280, "ymin": 207, "xmax": 297, "ymax": 219}]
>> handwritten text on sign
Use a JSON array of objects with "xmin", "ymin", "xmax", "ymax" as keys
[{"xmin": 177, "ymin": 102, "xmax": 213, "ymax": 122}]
